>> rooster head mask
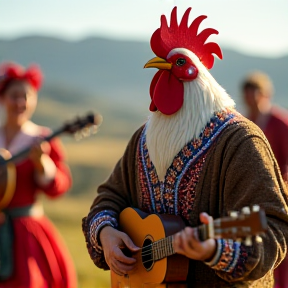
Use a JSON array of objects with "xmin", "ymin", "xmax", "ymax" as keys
[{"xmin": 144, "ymin": 7, "xmax": 222, "ymax": 115}]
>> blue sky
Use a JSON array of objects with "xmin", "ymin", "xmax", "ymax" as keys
[{"xmin": 1, "ymin": 0, "xmax": 287, "ymax": 57}]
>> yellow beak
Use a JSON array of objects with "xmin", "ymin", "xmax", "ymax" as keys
[{"xmin": 144, "ymin": 57, "xmax": 172, "ymax": 70}]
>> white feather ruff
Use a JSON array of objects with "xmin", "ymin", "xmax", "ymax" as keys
[{"xmin": 146, "ymin": 48, "xmax": 235, "ymax": 181}]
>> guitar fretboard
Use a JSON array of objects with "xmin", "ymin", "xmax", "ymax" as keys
[
  {"xmin": 152, "ymin": 235, "xmax": 174, "ymax": 261},
  {"xmin": 151, "ymin": 224, "xmax": 209, "ymax": 261}
]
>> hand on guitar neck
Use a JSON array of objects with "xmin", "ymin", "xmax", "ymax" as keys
[{"xmin": 173, "ymin": 212, "xmax": 216, "ymax": 262}]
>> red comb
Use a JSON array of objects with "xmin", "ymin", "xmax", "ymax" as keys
[{"xmin": 150, "ymin": 7, "xmax": 222, "ymax": 69}]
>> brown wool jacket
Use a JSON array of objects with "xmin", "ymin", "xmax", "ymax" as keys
[{"xmin": 83, "ymin": 117, "xmax": 288, "ymax": 288}]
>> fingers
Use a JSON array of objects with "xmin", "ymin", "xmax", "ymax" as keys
[
  {"xmin": 110, "ymin": 258, "xmax": 135, "ymax": 276},
  {"xmin": 114, "ymin": 246, "xmax": 137, "ymax": 265},
  {"xmin": 107, "ymin": 246, "xmax": 137, "ymax": 276},
  {"xmin": 173, "ymin": 232, "xmax": 184, "ymax": 254},
  {"xmin": 199, "ymin": 212, "xmax": 213, "ymax": 225},
  {"xmin": 101, "ymin": 228, "xmax": 139, "ymax": 276},
  {"xmin": 121, "ymin": 233, "xmax": 140, "ymax": 252},
  {"xmin": 181, "ymin": 227, "xmax": 199, "ymax": 255},
  {"xmin": 174, "ymin": 227, "xmax": 198, "ymax": 255}
]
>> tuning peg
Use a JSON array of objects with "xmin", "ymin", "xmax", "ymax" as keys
[
  {"xmin": 81, "ymin": 127, "xmax": 91, "ymax": 138},
  {"xmin": 91, "ymin": 125, "xmax": 99, "ymax": 135},
  {"xmin": 252, "ymin": 205, "xmax": 260, "ymax": 212},
  {"xmin": 244, "ymin": 236, "xmax": 252, "ymax": 246},
  {"xmin": 255, "ymin": 235, "xmax": 263, "ymax": 243},
  {"xmin": 229, "ymin": 211, "xmax": 238, "ymax": 218},
  {"xmin": 241, "ymin": 206, "xmax": 251, "ymax": 215},
  {"xmin": 74, "ymin": 131, "xmax": 82, "ymax": 141}
]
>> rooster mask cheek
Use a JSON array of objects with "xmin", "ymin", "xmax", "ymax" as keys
[{"xmin": 149, "ymin": 70, "xmax": 184, "ymax": 115}]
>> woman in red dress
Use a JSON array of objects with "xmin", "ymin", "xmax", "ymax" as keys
[{"xmin": 0, "ymin": 62, "xmax": 77, "ymax": 288}]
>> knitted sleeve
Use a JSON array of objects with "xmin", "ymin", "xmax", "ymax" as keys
[
  {"xmin": 82, "ymin": 127, "xmax": 143, "ymax": 269},
  {"xmin": 212, "ymin": 125, "xmax": 288, "ymax": 283}
]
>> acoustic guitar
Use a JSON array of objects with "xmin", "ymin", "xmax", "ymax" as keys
[
  {"xmin": 0, "ymin": 112, "xmax": 102, "ymax": 209},
  {"xmin": 111, "ymin": 206, "xmax": 268, "ymax": 288}
]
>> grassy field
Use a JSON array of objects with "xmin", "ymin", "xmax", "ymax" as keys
[
  {"xmin": 42, "ymin": 136, "xmax": 129, "ymax": 288},
  {"xmin": 43, "ymin": 196, "xmax": 111, "ymax": 288}
]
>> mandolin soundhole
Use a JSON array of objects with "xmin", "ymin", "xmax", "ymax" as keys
[{"xmin": 141, "ymin": 238, "xmax": 154, "ymax": 271}]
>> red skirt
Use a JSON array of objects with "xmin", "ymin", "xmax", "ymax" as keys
[{"xmin": 0, "ymin": 216, "xmax": 77, "ymax": 288}]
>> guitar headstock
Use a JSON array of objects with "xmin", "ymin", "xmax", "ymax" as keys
[
  {"xmin": 208, "ymin": 205, "xmax": 268, "ymax": 245},
  {"xmin": 63, "ymin": 112, "xmax": 103, "ymax": 140}
]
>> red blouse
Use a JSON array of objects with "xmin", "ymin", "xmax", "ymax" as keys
[{"xmin": 8, "ymin": 137, "xmax": 72, "ymax": 208}]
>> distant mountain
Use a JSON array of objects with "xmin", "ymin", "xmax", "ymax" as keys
[
  {"xmin": 1, "ymin": 36, "xmax": 287, "ymax": 196},
  {"xmin": 0, "ymin": 35, "xmax": 287, "ymax": 117}
]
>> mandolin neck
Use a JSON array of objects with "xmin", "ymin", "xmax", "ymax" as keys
[{"xmin": 2, "ymin": 127, "xmax": 65, "ymax": 166}]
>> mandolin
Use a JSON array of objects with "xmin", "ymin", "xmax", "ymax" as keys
[
  {"xmin": 111, "ymin": 206, "xmax": 268, "ymax": 288},
  {"xmin": 0, "ymin": 112, "xmax": 102, "ymax": 209}
]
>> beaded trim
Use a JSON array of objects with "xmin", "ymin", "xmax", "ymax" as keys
[
  {"xmin": 138, "ymin": 110, "xmax": 236, "ymax": 217},
  {"xmin": 89, "ymin": 210, "xmax": 118, "ymax": 253}
]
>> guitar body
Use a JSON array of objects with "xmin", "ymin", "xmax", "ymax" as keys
[
  {"xmin": 0, "ymin": 149, "xmax": 16, "ymax": 210},
  {"xmin": 111, "ymin": 208, "xmax": 189, "ymax": 288}
]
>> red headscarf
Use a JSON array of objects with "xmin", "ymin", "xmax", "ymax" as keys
[{"xmin": 0, "ymin": 62, "xmax": 43, "ymax": 94}]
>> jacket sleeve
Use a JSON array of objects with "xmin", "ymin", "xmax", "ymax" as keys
[
  {"xmin": 37, "ymin": 137, "xmax": 72, "ymax": 197},
  {"xmin": 211, "ymin": 126, "xmax": 288, "ymax": 283},
  {"xmin": 82, "ymin": 127, "xmax": 143, "ymax": 270}
]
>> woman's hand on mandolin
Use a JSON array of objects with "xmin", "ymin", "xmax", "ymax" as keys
[
  {"xmin": 173, "ymin": 212, "xmax": 216, "ymax": 262},
  {"xmin": 29, "ymin": 140, "xmax": 50, "ymax": 174},
  {"xmin": 100, "ymin": 226, "xmax": 140, "ymax": 276}
]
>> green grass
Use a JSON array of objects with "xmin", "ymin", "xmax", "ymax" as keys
[
  {"xmin": 40, "ymin": 137, "xmax": 129, "ymax": 288},
  {"xmin": 43, "ymin": 196, "xmax": 111, "ymax": 288}
]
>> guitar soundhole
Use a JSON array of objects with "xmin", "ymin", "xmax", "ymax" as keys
[{"xmin": 142, "ymin": 238, "xmax": 154, "ymax": 271}]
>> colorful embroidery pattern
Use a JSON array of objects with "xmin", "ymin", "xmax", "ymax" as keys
[
  {"xmin": 204, "ymin": 238, "xmax": 248, "ymax": 278},
  {"xmin": 178, "ymin": 154, "xmax": 207, "ymax": 220},
  {"xmin": 138, "ymin": 110, "xmax": 236, "ymax": 218},
  {"xmin": 89, "ymin": 210, "xmax": 118, "ymax": 253}
]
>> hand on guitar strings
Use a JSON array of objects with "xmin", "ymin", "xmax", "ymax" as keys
[
  {"xmin": 173, "ymin": 212, "xmax": 217, "ymax": 262},
  {"xmin": 100, "ymin": 226, "xmax": 140, "ymax": 276}
]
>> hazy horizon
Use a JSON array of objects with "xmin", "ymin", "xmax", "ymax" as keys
[
  {"xmin": 1, "ymin": 0, "xmax": 288, "ymax": 58},
  {"xmin": 1, "ymin": 33, "xmax": 287, "ymax": 60}
]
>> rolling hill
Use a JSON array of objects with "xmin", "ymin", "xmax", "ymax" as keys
[
  {"xmin": 0, "ymin": 35, "xmax": 287, "ymax": 196},
  {"xmin": 0, "ymin": 35, "xmax": 287, "ymax": 117}
]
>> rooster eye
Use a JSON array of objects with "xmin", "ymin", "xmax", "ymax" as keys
[{"xmin": 176, "ymin": 58, "xmax": 186, "ymax": 66}]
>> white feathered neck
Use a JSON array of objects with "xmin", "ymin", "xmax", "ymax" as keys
[{"xmin": 146, "ymin": 48, "xmax": 235, "ymax": 181}]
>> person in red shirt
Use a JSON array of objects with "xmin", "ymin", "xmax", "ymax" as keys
[
  {"xmin": 242, "ymin": 71, "xmax": 288, "ymax": 288},
  {"xmin": 0, "ymin": 62, "xmax": 77, "ymax": 288}
]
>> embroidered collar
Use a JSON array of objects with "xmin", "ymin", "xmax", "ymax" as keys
[{"xmin": 139, "ymin": 110, "xmax": 236, "ymax": 214}]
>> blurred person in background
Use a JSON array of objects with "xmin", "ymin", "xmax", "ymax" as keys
[
  {"xmin": 0, "ymin": 62, "xmax": 77, "ymax": 288},
  {"xmin": 241, "ymin": 71, "xmax": 288, "ymax": 288}
]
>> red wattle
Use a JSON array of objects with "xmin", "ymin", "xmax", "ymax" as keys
[
  {"xmin": 149, "ymin": 101, "xmax": 157, "ymax": 111},
  {"xmin": 151, "ymin": 70, "xmax": 184, "ymax": 115},
  {"xmin": 149, "ymin": 70, "xmax": 162, "ymax": 112}
]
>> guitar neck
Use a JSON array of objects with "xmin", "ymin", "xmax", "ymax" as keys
[
  {"xmin": 151, "ymin": 224, "xmax": 209, "ymax": 261},
  {"xmin": 151, "ymin": 206, "xmax": 267, "ymax": 261},
  {"xmin": 2, "ymin": 127, "xmax": 65, "ymax": 165}
]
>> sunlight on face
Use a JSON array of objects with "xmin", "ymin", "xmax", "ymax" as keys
[{"xmin": 0, "ymin": 80, "xmax": 38, "ymax": 124}]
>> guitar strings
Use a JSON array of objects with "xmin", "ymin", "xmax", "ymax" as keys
[{"xmin": 137, "ymin": 242, "xmax": 172, "ymax": 257}]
